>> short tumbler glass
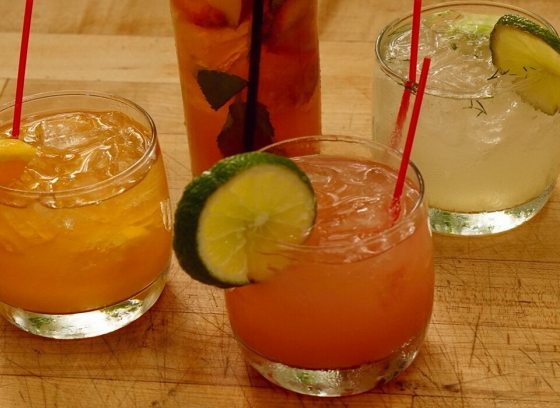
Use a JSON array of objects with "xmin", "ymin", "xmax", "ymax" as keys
[
  {"xmin": 0, "ymin": 91, "xmax": 172, "ymax": 339},
  {"xmin": 225, "ymin": 135, "xmax": 434, "ymax": 396},
  {"xmin": 374, "ymin": 1, "xmax": 560, "ymax": 236}
]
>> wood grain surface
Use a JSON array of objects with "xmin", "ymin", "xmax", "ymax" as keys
[{"xmin": 1, "ymin": 1, "xmax": 559, "ymax": 407}]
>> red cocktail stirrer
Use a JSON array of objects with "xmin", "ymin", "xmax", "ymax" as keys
[
  {"xmin": 390, "ymin": 57, "xmax": 431, "ymax": 221},
  {"xmin": 11, "ymin": 0, "xmax": 35, "ymax": 139},
  {"xmin": 390, "ymin": 0, "xmax": 422, "ymax": 148}
]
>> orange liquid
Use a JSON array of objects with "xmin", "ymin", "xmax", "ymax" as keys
[
  {"xmin": 0, "ymin": 111, "xmax": 172, "ymax": 314},
  {"xmin": 225, "ymin": 155, "xmax": 434, "ymax": 369},
  {"xmin": 170, "ymin": 0, "xmax": 322, "ymax": 175}
]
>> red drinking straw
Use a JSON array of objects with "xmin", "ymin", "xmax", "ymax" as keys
[
  {"xmin": 11, "ymin": 0, "xmax": 35, "ymax": 139},
  {"xmin": 390, "ymin": 0, "xmax": 423, "ymax": 148},
  {"xmin": 390, "ymin": 57, "xmax": 431, "ymax": 221}
]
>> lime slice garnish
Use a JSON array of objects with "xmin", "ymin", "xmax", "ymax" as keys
[
  {"xmin": 490, "ymin": 14, "xmax": 560, "ymax": 115},
  {"xmin": 173, "ymin": 151, "xmax": 316, "ymax": 288},
  {"xmin": 0, "ymin": 138, "xmax": 37, "ymax": 185}
]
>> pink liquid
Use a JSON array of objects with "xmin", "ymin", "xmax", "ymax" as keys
[{"xmin": 226, "ymin": 155, "xmax": 434, "ymax": 369}]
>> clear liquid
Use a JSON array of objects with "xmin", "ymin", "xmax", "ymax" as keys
[
  {"xmin": 374, "ymin": 6, "xmax": 560, "ymax": 213},
  {"xmin": 383, "ymin": 10, "xmax": 506, "ymax": 97}
]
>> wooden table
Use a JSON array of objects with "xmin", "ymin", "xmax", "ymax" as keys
[{"xmin": 1, "ymin": 1, "xmax": 559, "ymax": 407}]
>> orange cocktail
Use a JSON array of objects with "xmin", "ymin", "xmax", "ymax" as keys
[
  {"xmin": 0, "ymin": 92, "xmax": 172, "ymax": 339},
  {"xmin": 225, "ymin": 136, "xmax": 434, "ymax": 396},
  {"xmin": 170, "ymin": 0, "xmax": 321, "ymax": 175}
]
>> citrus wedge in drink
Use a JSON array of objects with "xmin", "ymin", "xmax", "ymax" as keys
[
  {"xmin": 173, "ymin": 151, "xmax": 316, "ymax": 288},
  {"xmin": 0, "ymin": 138, "xmax": 37, "ymax": 186},
  {"xmin": 490, "ymin": 14, "xmax": 560, "ymax": 115}
]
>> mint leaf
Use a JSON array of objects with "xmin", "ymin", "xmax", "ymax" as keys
[
  {"xmin": 217, "ymin": 100, "xmax": 275, "ymax": 156},
  {"xmin": 197, "ymin": 70, "xmax": 247, "ymax": 111}
]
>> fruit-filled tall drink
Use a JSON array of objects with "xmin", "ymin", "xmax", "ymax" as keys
[
  {"xmin": 170, "ymin": 0, "xmax": 322, "ymax": 175},
  {"xmin": 0, "ymin": 92, "xmax": 172, "ymax": 339},
  {"xmin": 203, "ymin": 136, "xmax": 433, "ymax": 396},
  {"xmin": 374, "ymin": 2, "xmax": 560, "ymax": 235}
]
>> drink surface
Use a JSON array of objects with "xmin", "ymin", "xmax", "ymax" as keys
[
  {"xmin": 170, "ymin": 0, "xmax": 322, "ymax": 175},
  {"xmin": 0, "ymin": 111, "xmax": 172, "ymax": 313},
  {"xmin": 226, "ymin": 155, "xmax": 433, "ymax": 369},
  {"xmin": 383, "ymin": 10, "xmax": 501, "ymax": 98},
  {"xmin": 375, "ymin": 7, "xmax": 560, "ymax": 212}
]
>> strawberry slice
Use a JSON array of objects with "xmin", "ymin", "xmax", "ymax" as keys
[
  {"xmin": 171, "ymin": 0, "xmax": 229, "ymax": 28},
  {"xmin": 264, "ymin": 0, "xmax": 317, "ymax": 52},
  {"xmin": 207, "ymin": 0, "xmax": 249, "ymax": 27}
]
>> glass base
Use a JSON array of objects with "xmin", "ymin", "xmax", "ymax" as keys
[
  {"xmin": 238, "ymin": 328, "xmax": 426, "ymax": 397},
  {"xmin": 0, "ymin": 272, "xmax": 167, "ymax": 339},
  {"xmin": 429, "ymin": 184, "xmax": 554, "ymax": 236}
]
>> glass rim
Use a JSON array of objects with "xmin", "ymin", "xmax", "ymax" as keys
[
  {"xmin": 257, "ymin": 134, "xmax": 427, "ymax": 253},
  {"xmin": 0, "ymin": 90, "xmax": 158, "ymax": 198},
  {"xmin": 374, "ymin": 0, "xmax": 558, "ymax": 98}
]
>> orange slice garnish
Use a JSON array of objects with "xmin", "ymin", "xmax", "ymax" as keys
[{"xmin": 0, "ymin": 138, "xmax": 37, "ymax": 186}]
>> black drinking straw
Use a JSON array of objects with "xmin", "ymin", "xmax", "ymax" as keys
[{"xmin": 244, "ymin": 0, "xmax": 265, "ymax": 151}]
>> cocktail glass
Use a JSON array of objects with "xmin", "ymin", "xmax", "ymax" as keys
[
  {"xmin": 169, "ymin": 0, "xmax": 322, "ymax": 175},
  {"xmin": 374, "ymin": 1, "xmax": 560, "ymax": 235},
  {"xmin": 0, "ymin": 91, "xmax": 172, "ymax": 339},
  {"xmin": 225, "ymin": 135, "xmax": 434, "ymax": 396}
]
